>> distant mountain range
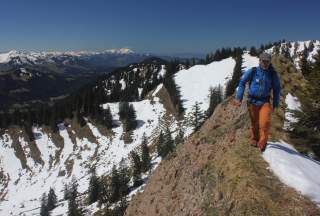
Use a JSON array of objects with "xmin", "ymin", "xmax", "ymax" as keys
[
  {"xmin": 0, "ymin": 48, "xmax": 146, "ymax": 69},
  {"xmin": 0, "ymin": 48, "xmax": 151, "ymax": 110}
]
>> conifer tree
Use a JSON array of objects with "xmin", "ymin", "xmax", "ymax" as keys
[
  {"xmin": 206, "ymin": 85, "xmax": 223, "ymax": 117},
  {"xmin": 189, "ymin": 102, "xmax": 206, "ymax": 131},
  {"xmin": 0, "ymin": 112, "xmax": 5, "ymax": 129},
  {"xmin": 126, "ymin": 104, "xmax": 137, "ymax": 131},
  {"xmin": 130, "ymin": 151, "xmax": 142, "ymax": 187},
  {"xmin": 118, "ymin": 102, "xmax": 130, "ymax": 120},
  {"xmin": 291, "ymin": 50, "xmax": 320, "ymax": 157},
  {"xmin": 103, "ymin": 106, "xmax": 113, "ymax": 129},
  {"xmin": 88, "ymin": 169, "xmax": 100, "ymax": 204},
  {"xmin": 23, "ymin": 122, "xmax": 35, "ymax": 142},
  {"xmin": 281, "ymin": 45, "xmax": 291, "ymax": 59},
  {"xmin": 110, "ymin": 165, "xmax": 121, "ymax": 203},
  {"xmin": 293, "ymin": 41, "xmax": 299, "ymax": 56},
  {"xmin": 163, "ymin": 73, "xmax": 185, "ymax": 116},
  {"xmin": 98, "ymin": 177, "xmax": 111, "ymax": 205},
  {"xmin": 40, "ymin": 193, "xmax": 49, "ymax": 216},
  {"xmin": 47, "ymin": 187, "xmax": 58, "ymax": 211},
  {"xmin": 68, "ymin": 177, "xmax": 84, "ymax": 216},
  {"xmin": 157, "ymin": 128, "xmax": 175, "ymax": 158},
  {"xmin": 259, "ymin": 44, "xmax": 265, "ymax": 53},
  {"xmin": 308, "ymin": 41, "xmax": 315, "ymax": 53},
  {"xmin": 225, "ymin": 54, "xmax": 243, "ymax": 97},
  {"xmin": 118, "ymin": 159, "xmax": 130, "ymax": 197},
  {"xmin": 205, "ymin": 54, "xmax": 210, "ymax": 64},
  {"xmin": 174, "ymin": 127, "xmax": 185, "ymax": 145},
  {"xmin": 63, "ymin": 183, "xmax": 71, "ymax": 200},
  {"xmin": 273, "ymin": 45, "xmax": 280, "ymax": 55},
  {"xmin": 299, "ymin": 53, "xmax": 312, "ymax": 77},
  {"xmin": 76, "ymin": 111, "xmax": 86, "ymax": 127},
  {"xmin": 249, "ymin": 46, "xmax": 258, "ymax": 56},
  {"xmin": 157, "ymin": 131, "xmax": 165, "ymax": 157},
  {"xmin": 141, "ymin": 133, "xmax": 152, "ymax": 172}
]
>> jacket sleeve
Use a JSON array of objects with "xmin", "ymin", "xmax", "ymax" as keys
[
  {"xmin": 235, "ymin": 68, "xmax": 252, "ymax": 101},
  {"xmin": 272, "ymin": 72, "xmax": 281, "ymax": 108}
]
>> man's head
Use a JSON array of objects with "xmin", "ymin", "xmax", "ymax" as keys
[{"xmin": 259, "ymin": 52, "xmax": 272, "ymax": 70}]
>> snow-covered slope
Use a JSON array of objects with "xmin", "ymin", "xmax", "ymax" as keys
[
  {"xmin": 175, "ymin": 52, "xmax": 259, "ymax": 118},
  {"xmin": 175, "ymin": 57, "xmax": 236, "ymax": 115},
  {"xmin": 266, "ymin": 40, "xmax": 320, "ymax": 69},
  {"xmin": 263, "ymin": 140, "xmax": 320, "ymax": 206},
  {"xmin": 0, "ymin": 98, "xmax": 166, "ymax": 215},
  {"xmin": 242, "ymin": 51, "xmax": 259, "ymax": 71},
  {"xmin": 1, "ymin": 51, "xmax": 248, "ymax": 214}
]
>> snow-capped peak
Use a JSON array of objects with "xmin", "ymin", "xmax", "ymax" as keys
[
  {"xmin": 103, "ymin": 48, "xmax": 134, "ymax": 54},
  {"xmin": 0, "ymin": 48, "xmax": 135, "ymax": 65}
]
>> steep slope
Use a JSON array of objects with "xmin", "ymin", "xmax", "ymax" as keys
[
  {"xmin": 125, "ymin": 54, "xmax": 320, "ymax": 215},
  {"xmin": 0, "ymin": 53, "xmax": 240, "ymax": 215},
  {"xmin": 0, "ymin": 99, "xmax": 166, "ymax": 215},
  {"xmin": 125, "ymin": 95, "xmax": 320, "ymax": 216}
]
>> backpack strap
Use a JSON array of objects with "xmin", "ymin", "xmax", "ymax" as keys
[
  {"xmin": 248, "ymin": 67, "xmax": 257, "ymax": 87},
  {"xmin": 269, "ymin": 64, "xmax": 277, "ymax": 86}
]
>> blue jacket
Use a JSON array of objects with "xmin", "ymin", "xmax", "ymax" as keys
[{"xmin": 235, "ymin": 65, "xmax": 281, "ymax": 108}]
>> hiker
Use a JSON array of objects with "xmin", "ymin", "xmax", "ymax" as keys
[{"xmin": 233, "ymin": 52, "xmax": 281, "ymax": 152}]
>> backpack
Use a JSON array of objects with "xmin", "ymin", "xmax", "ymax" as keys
[
  {"xmin": 247, "ymin": 66, "xmax": 277, "ymax": 101},
  {"xmin": 248, "ymin": 66, "xmax": 276, "ymax": 87}
]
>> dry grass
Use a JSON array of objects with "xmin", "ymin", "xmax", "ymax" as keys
[
  {"xmin": 64, "ymin": 158, "xmax": 74, "ymax": 177},
  {"xmin": 70, "ymin": 118, "xmax": 97, "ymax": 144},
  {"xmin": 126, "ymin": 94, "xmax": 320, "ymax": 216},
  {"xmin": 150, "ymin": 84, "xmax": 180, "ymax": 119},
  {"xmin": 42, "ymin": 126, "xmax": 64, "ymax": 166}
]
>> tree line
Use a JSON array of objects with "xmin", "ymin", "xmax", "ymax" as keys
[
  {"xmin": 0, "ymin": 58, "xmax": 186, "ymax": 139},
  {"xmin": 290, "ymin": 49, "xmax": 320, "ymax": 159}
]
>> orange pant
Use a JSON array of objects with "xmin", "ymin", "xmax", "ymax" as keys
[{"xmin": 247, "ymin": 102, "xmax": 271, "ymax": 148}]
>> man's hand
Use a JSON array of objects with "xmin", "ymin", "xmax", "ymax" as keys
[{"xmin": 233, "ymin": 99, "xmax": 242, "ymax": 107}]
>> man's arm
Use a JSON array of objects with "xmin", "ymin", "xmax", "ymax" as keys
[
  {"xmin": 272, "ymin": 72, "xmax": 281, "ymax": 109},
  {"xmin": 235, "ymin": 68, "xmax": 252, "ymax": 101}
]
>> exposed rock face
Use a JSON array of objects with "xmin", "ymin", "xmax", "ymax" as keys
[{"xmin": 125, "ymin": 96, "xmax": 320, "ymax": 216}]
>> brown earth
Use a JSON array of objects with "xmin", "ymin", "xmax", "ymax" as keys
[{"xmin": 125, "ymin": 94, "xmax": 320, "ymax": 216}]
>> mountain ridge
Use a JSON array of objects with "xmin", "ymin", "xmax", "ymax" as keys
[
  {"xmin": 0, "ymin": 40, "xmax": 320, "ymax": 215},
  {"xmin": 125, "ymin": 54, "xmax": 320, "ymax": 215}
]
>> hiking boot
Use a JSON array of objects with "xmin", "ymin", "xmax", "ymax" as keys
[{"xmin": 259, "ymin": 143, "xmax": 267, "ymax": 152}]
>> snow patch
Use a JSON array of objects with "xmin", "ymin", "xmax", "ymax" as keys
[
  {"xmin": 242, "ymin": 51, "xmax": 259, "ymax": 71},
  {"xmin": 175, "ymin": 57, "xmax": 236, "ymax": 115},
  {"xmin": 283, "ymin": 93, "xmax": 301, "ymax": 130},
  {"xmin": 263, "ymin": 140, "xmax": 320, "ymax": 206}
]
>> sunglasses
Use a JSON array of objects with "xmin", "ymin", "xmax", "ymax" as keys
[{"xmin": 261, "ymin": 60, "xmax": 270, "ymax": 64}]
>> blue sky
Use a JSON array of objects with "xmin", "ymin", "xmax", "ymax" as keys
[{"xmin": 0, "ymin": 0, "xmax": 319, "ymax": 54}]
